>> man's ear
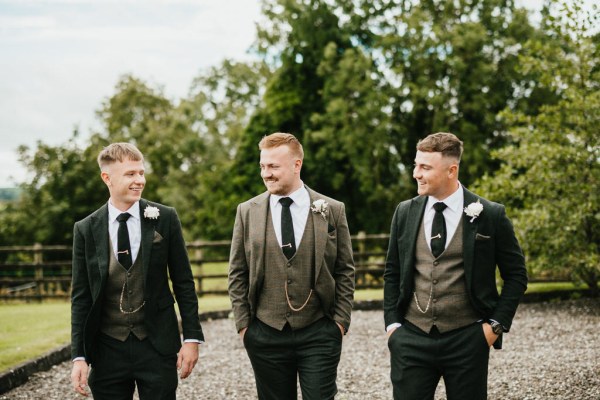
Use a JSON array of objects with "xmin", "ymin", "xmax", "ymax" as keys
[
  {"xmin": 101, "ymin": 171, "xmax": 111, "ymax": 186},
  {"xmin": 448, "ymin": 163, "xmax": 458, "ymax": 179},
  {"xmin": 294, "ymin": 158, "xmax": 303, "ymax": 174}
]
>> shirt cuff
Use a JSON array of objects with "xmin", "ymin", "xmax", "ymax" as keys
[
  {"xmin": 183, "ymin": 339, "xmax": 203, "ymax": 344},
  {"xmin": 386, "ymin": 322, "xmax": 402, "ymax": 332},
  {"xmin": 72, "ymin": 357, "xmax": 86, "ymax": 362}
]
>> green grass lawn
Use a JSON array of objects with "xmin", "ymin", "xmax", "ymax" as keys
[
  {"xmin": 0, "ymin": 302, "xmax": 71, "ymax": 372},
  {"xmin": 0, "ymin": 281, "xmax": 590, "ymax": 373}
]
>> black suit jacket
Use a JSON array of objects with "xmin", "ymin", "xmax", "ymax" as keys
[
  {"xmin": 383, "ymin": 187, "xmax": 527, "ymax": 349},
  {"xmin": 71, "ymin": 199, "xmax": 203, "ymax": 362}
]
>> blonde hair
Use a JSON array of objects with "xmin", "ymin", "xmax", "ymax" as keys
[
  {"xmin": 258, "ymin": 132, "xmax": 304, "ymax": 160},
  {"xmin": 416, "ymin": 132, "xmax": 463, "ymax": 162},
  {"xmin": 97, "ymin": 143, "xmax": 144, "ymax": 170}
]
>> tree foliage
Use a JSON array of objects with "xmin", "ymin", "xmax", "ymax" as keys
[
  {"xmin": 4, "ymin": 0, "xmax": 587, "ymax": 256},
  {"xmin": 475, "ymin": 0, "xmax": 599, "ymax": 295}
]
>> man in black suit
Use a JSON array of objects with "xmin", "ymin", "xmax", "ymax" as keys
[
  {"xmin": 384, "ymin": 132, "xmax": 528, "ymax": 400},
  {"xmin": 70, "ymin": 143, "xmax": 203, "ymax": 399}
]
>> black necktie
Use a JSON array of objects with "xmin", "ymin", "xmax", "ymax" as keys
[
  {"xmin": 116, "ymin": 213, "xmax": 133, "ymax": 269},
  {"xmin": 431, "ymin": 202, "xmax": 447, "ymax": 258},
  {"xmin": 279, "ymin": 197, "xmax": 296, "ymax": 259}
]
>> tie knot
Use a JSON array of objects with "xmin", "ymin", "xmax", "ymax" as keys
[
  {"xmin": 433, "ymin": 202, "xmax": 447, "ymax": 212},
  {"xmin": 117, "ymin": 213, "xmax": 131, "ymax": 223},
  {"xmin": 279, "ymin": 197, "xmax": 293, "ymax": 208}
]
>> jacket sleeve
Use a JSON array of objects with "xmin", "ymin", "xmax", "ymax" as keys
[
  {"xmin": 228, "ymin": 204, "xmax": 251, "ymax": 332},
  {"xmin": 71, "ymin": 222, "xmax": 92, "ymax": 360},
  {"xmin": 383, "ymin": 204, "xmax": 403, "ymax": 328},
  {"xmin": 167, "ymin": 208, "xmax": 204, "ymax": 342},
  {"xmin": 490, "ymin": 205, "xmax": 528, "ymax": 331},
  {"xmin": 331, "ymin": 203, "xmax": 355, "ymax": 332}
]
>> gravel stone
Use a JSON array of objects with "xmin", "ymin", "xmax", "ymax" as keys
[{"xmin": 2, "ymin": 298, "xmax": 598, "ymax": 399}]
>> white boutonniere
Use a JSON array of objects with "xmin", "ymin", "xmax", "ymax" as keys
[
  {"xmin": 144, "ymin": 205, "xmax": 160, "ymax": 219},
  {"xmin": 464, "ymin": 200, "xmax": 483, "ymax": 223},
  {"xmin": 311, "ymin": 199, "xmax": 328, "ymax": 220}
]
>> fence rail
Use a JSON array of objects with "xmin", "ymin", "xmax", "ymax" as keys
[{"xmin": 0, "ymin": 234, "xmax": 562, "ymax": 301}]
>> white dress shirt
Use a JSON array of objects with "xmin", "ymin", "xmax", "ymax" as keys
[
  {"xmin": 269, "ymin": 183, "xmax": 310, "ymax": 249},
  {"xmin": 108, "ymin": 200, "xmax": 141, "ymax": 263}
]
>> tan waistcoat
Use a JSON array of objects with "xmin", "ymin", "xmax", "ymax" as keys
[
  {"xmin": 256, "ymin": 209, "xmax": 323, "ymax": 330},
  {"xmin": 405, "ymin": 217, "xmax": 480, "ymax": 333}
]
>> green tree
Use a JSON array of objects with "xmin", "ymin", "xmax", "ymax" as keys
[
  {"xmin": 475, "ymin": 0, "xmax": 599, "ymax": 296},
  {"xmin": 0, "ymin": 135, "xmax": 103, "ymax": 245}
]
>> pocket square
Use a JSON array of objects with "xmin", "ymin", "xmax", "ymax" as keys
[
  {"xmin": 328, "ymin": 223, "xmax": 335, "ymax": 234},
  {"xmin": 475, "ymin": 233, "xmax": 491, "ymax": 241},
  {"xmin": 153, "ymin": 231, "xmax": 163, "ymax": 243}
]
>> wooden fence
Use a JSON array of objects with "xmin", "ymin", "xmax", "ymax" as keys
[{"xmin": 0, "ymin": 233, "xmax": 390, "ymax": 301}]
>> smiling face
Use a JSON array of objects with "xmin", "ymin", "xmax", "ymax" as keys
[
  {"xmin": 101, "ymin": 158, "xmax": 146, "ymax": 211},
  {"xmin": 259, "ymin": 145, "xmax": 302, "ymax": 196},
  {"xmin": 413, "ymin": 150, "xmax": 459, "ymax": 200}
]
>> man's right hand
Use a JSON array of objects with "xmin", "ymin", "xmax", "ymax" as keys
[
  {"xmin": 71, "ymin": 360, "xmax": 89, "ymax": 397},
  {"xmin": 239, "ymin": 327, "xmax": 248, "ymax": 341},
  {"xmin": 386, "ymin": 327, "xmax": 397, "ymax": 338}
]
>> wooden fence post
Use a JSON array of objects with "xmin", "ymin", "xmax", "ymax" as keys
[{"xmin": 33, "ymin": 243, "xmax": 43, "ymax": 302}]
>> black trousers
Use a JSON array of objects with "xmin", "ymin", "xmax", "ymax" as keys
[
  {"xmin": 89, "ymin": 333, "xmax": 178, "ymax": 400},
  {"xmin": 244, "ymin": 317, "xmax": 343, "ymax": 400},
  {"xmin": 388, "ymin": 322, "xmax": 490, "ymax": 400}
]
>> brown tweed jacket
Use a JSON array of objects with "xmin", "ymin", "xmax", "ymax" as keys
[{"xmin": 228, "ymin": 186, "xmax": 355, "ymax": 332}]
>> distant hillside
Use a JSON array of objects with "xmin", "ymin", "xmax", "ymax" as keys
[{"xmin": 0, "ymin": 187, "xmax": 21, "ymax": 202}]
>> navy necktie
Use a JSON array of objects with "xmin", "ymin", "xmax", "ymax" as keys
[
  {"xmin": 116, "ymin": 213, "xmax": 133, "ymax": 269},
  {"xmin": 431, "ymin": 202, "xmax": 447, "ymax": 258},
  {"xmin": 279, "ymin": 197, "xmax": 296, "ymax": 259}
]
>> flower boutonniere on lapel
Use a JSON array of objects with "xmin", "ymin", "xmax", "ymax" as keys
[
  {"xmin": 144, "ymin": 205, "xmax": 160, "ymax": 220},
  {"xmin": 311, "ymin": 199, "xmax": 329, "ymax": 220},
  {"xmin": 464, "ymin": 200, "xmax": 483, "ymax": 223}
]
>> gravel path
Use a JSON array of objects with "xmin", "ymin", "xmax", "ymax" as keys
[{"xmin": 2, "ymin": 298, "xmax": 598, "ymax": 400}]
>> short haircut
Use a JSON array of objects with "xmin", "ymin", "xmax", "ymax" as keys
[
  {"xmin": 258, "ymin": 132, "xmax": 304, "ymax": 160},
  {"xmin": 416, "ymin": 132, "xmax": 463, "ymax": 162},
  {"xmin": 97, "ymin": 143, "xmax": 144, "ymax": 170}
]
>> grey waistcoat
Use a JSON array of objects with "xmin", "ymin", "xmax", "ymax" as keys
[
  {"xmin": 405, "ymin": 217, "xmax": 480, "ymax": 333},
  {"xmin": 256, "ymin": 208, "xmax": 324, "ymax": 330},
  {"xmin": 100, "ymin": 242, "xmax": 147, "ymax": 341}
]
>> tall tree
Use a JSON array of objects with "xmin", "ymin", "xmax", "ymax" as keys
[{"xmin": 475, "ymin": 0, "xmax": 599, "ymax": 296}]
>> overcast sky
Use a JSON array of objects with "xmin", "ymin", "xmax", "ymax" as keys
[
  {"xmin": 0, "ymin": 0, "xmax": 585, "ymax": 187},
  {"xmin": 0, "ymin": 0, "xmax": 262, "ymax": 187}
]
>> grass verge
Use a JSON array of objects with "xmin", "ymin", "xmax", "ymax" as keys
[{"xmin": 0, "ymin": 282, "xmax": 591, "ymax": 373}]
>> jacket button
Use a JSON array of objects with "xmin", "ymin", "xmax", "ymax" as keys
[
  {"xmin": 433, "ymin": 261, "xmax": 439, "ymax": 266},
  {"xmin": 286, "ymin": 312, "xmax": 291, "ymax": 317},
  {"xmin": 287, "ymin": 279, "xmax": 292, "ymax": 284},
  {"xmin": 433, "ymin": 280, "xmax": 438, "ymax": 284}
]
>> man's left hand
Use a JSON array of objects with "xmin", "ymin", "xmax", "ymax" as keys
[
  {"xmin": 335, "ymin": 322, "xmax": 345, "ymax": 337},
  {"xmin": 177, "ymin": 342, "xmax": 199, "ymax": 379},
  {"xmin": 482, "ymin": 323, "xmax": 499, "ymax": 347}
]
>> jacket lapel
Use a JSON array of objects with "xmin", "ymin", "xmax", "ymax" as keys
[
  {"xmin": 138, "ymin": 199, "xmax": 155, "ymax": 291},
  {"xmin": 306, "ymin": 187, "xmax": 328, "ymax": 285},
  {"xmin": 90, "ymin": 203, "xmax": 110, "ymax": 299},
  {"xmin": 462, "ymin": 187, "xmax": 479, "ymax": 291}
]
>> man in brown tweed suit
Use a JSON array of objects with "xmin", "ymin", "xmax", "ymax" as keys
[
  {"xmin": 228, "ymin": 132, "xmax": 355, "ymax": 400},
  {"xmin": 384, "ymin": 132, "xmax": 528, "ymax": 400}
]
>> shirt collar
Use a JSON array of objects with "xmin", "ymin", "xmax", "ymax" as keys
[
  {"xmin": 269, "ymin": 182, "xmax": 309, "ymax": 209},
  {"xmin": 426, "ymin": 183, "xmax": 463, "ymax": 215},
  {"xmin": 108, "ymin": 200, "xmax": 140, "ymax": 222}
]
